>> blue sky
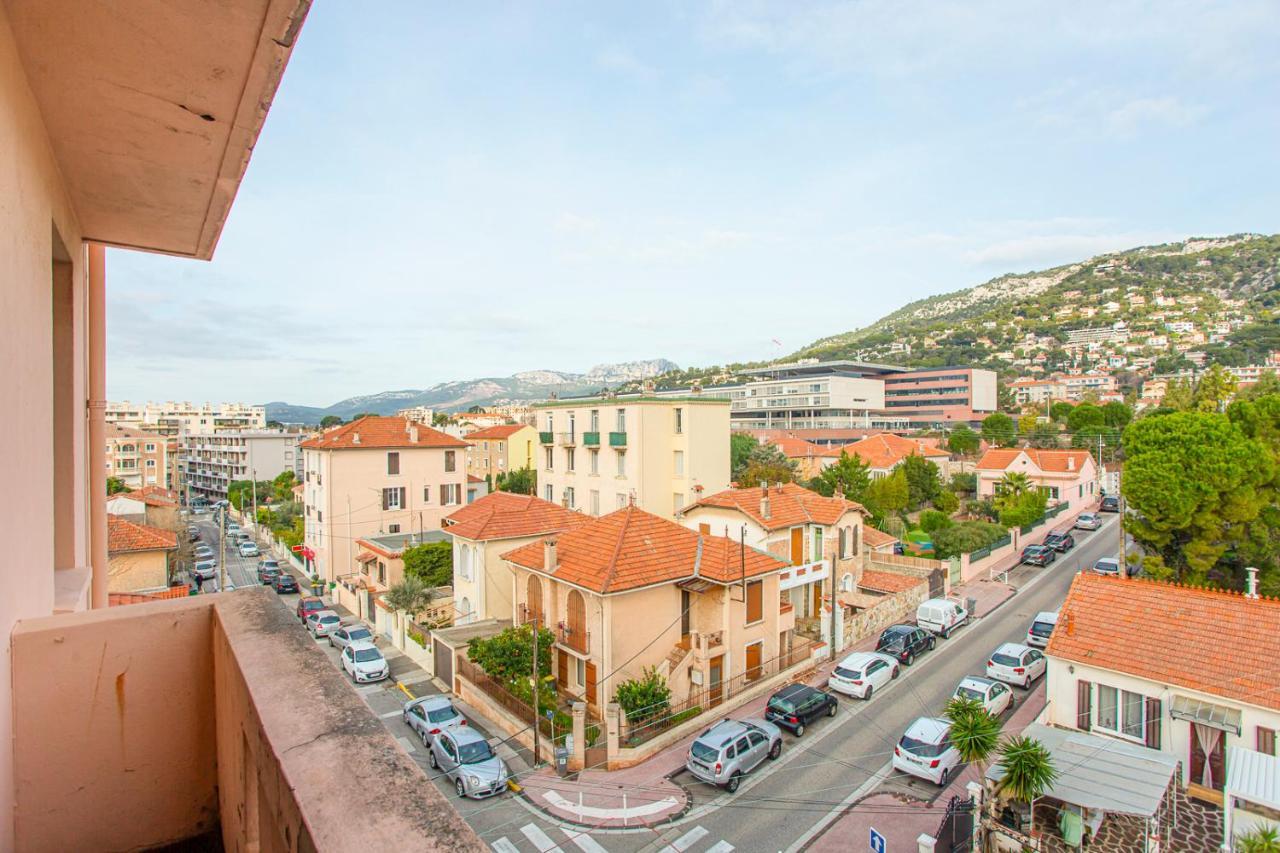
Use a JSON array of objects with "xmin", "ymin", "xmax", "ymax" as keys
[{"xmin": 107, "ymin": 1, "xmax": 1280, "ymax": 406}]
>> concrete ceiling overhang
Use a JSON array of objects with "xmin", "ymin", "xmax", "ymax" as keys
[{"xmin": 3, "ymin": 0, "xmax": 310, "ymax": 259}]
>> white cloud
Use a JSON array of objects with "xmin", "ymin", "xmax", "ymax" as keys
[{"xmin": 596, "ymin": 46, "xmax": 657, "ymax": 81}]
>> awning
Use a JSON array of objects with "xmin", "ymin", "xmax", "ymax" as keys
[
  {"xmin": 354, "ymin": 551, "xmax": 376, "ymax": 563},
  {"xmin": 986, "ymin": 724, "xmax": 1178, "ymax": 817},
  {"xmin": 1171, "ymin": 695, "xmax": 1242, "ymax": 736},
  {"xmin": 1225, "ymin": 746, "xmax": 1280, "ymax": 811}
]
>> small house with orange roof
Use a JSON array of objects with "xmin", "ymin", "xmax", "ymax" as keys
[
  {"xmin": 107, "ymin": 485, "xmax": 180, "ymax": 529},
  {"xmin": 839, "ymin": 432, "xmax": 953, "ymax": 479},
  {"xmin": 106, "ymin": 515, "xmax": 177, "ymax": 594},
  {"xmin": 443, "ymin": 491, "xmax": 588, "ymax": 625},
  {"xmin": 765, "ymin": 436, "xmax": 844, "ymax": 480},
  {"xmin": 975, "ymin": 447, "xmax": 1098, "ymax": 513},
  {"xmin": 501, "ymin": 505, "xmax": 809, "ymax": 712}
]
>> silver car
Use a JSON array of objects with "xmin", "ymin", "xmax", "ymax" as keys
[
  {"xmin": 685, "ymin": 717, "xmax": 782, "ymax": 793},
  {"xmin": 1074, "ymin": 512, "xmax": 1102, "ymax": 531},
  {"xmin": 428, "ymin": 728, "xmax": 508, "ymax": 799},
  {"xmin": 306, "ymin": 610, "xmax": 342, "ymax": 637},
  {"xmin": 402, "ymin": 696, "xmax": 468, "ymax": 745},
  {"xmin": 328, "ymin": 623, "xmax": 375, "ymax": 650}
]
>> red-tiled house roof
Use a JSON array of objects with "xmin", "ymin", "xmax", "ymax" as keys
[
  {"xmin": 112, "ymin": 486, "xmax": 179, "ymax": 507},
  {"xmin": 858, "ymin": 570, "xmax": 924, "ymax": 594},
  {"xmin": 501, "ymin": 505, "xmax": 789, "ymax": 594},
  {"xmin": 840, "ymin": 433, "xmax": 948, "ymax": 469},
  {"xmin": 1047, "ymin": 573, "xmax": 1280, "ymax": 711},
  {"xmin": 976, "ymin": 448, "xmax": 1093, "ymax": 473},
  {"xmin": 300, "ymin": 416, "xmax": 468, "ymax": 450},
  {"xmin": 861, "ymin": 526, "xmax": 899, "ymax": 549},
  {"xmin": 107, "ymin": 515, "xmax": 177, "ymax": 553},
  {"xmin": 464, "ymin": 424, "xmax": 526, "ymax": 440},
  {"xmin": 445, "ymin": 491, "xmax": 588, "ymax": 542},
  {"xmin": 684, "ymin": 482, "xmax": 866, "ymax": 531}
]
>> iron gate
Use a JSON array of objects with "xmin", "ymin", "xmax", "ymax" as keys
[{"xmin": 933, "ymin": 795, "xmax": 974, "ymax": 853}]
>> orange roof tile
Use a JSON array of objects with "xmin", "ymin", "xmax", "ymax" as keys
[
  {"xmin": 501, "ymin": 505, "xmax": 789, "ymax": 594},
  {"xmin": 685, "ymin": 482, "xmax": 866, "ymax": 531},
  {"xmin": 107, "ymin": 515, "xmax": 177, "ymax": 553},
  {"xmin": 464, "ymin": 424, "xmax": 526, "ymax": 440},
  {"xmin": 445, "ymin": 491, "xmax": 589, "ymax": 542},
  {"xmin": 976, "ymin": 447, "xmax": 1093, "ymax": 474},
  {"xmin": 862, "ymin": 526, "xmax": 899, "ymax": 548},
  {"xmin": 841, "ymin": 433, "xmax": 947, "ymax": 469},
  {"xmin": 1047, "ymin": 573, "xmax": 1280, "ymax": 711},
  {"xmin": 858, "ymin": 570, "xmax": 924, "ymax": 594},
  {"xmin": 108, "ymin": 587, "xmax": 190, "ymax": 606},
  {"xmin": 768, "ymin": 437, "xmax": 826, "ymax": 459},
  {"xmin": 300, "ymin": 416, "xmax": 468, "ymax": 450},
  {"xmin": 113, "ymin": 485, "xmax": 179, "ymax": 507}
]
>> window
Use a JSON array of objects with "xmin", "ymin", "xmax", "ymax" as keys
[
  {"xmin": 422, "ymin": 486, "xmax": 431, "ymax": 503},
  {"xmin": 545, "ymin": 484, "xmax": 554, "ymax": 502},
  {"xmin": 566, "ymin": 448, "xmax": 575, "ymax": 472},
  {"xmin": 813, "ymin": 528, "xmax": 823, "ymax": 561},
  {"xmin": 1258, "ymin": 727, "xmax": 1276, "ymax": 757},
  {"xmin": 564, "ymin": 487, "xmax": 575, "ymax": 509},
  {"xmin": 673, "ymin": 450, "xmax": 684, "ymax": 476},
  {"xmin": 745, "ymin": 580, "xmax": 763, "ymax": 623},
  {"xmin": 545, "ymin": 413, "xmax": 554, "ymax": 431},
  {"xmin": 378, "ymin": 562, "xmax": 386, "ymax": 584},
  {"xmin": 616, "ymin": 451, "xmax": 626, "ymax": 476},
  {"xmin": 674, "ymin": 408, "xmax": 683, "ymax": 434},
  {"xmin": 590, "ymin": 449, "xmax": 599, "ymax": 475},
  {"xmin": 616, "ymin": 493, "xmax": 627, "ymax": 510},
  {"xmin": 440, "ymin": 484, "xmax": 461, "ymax": 505},
  {"xmin": 387, "ymin": 452, "xmax": 400, "ymax": 475},
  {"xmin": 145, "ymin": 443, "xmax": 156, "ymax": 452},
  {"xmin": 616, "ymin": 409, "xmax": 626, "ymax": 432},
  {"xmin": 444, "ymin": 450, "xmax": 456, "ymax": 472},
  {"xmin": 1121, "ymin": 690, "xmax": 1145, "ymax": 739},
  {"xmin": 545, "ymin": 448, "xmax": 554, "ymax": 470},
  {"xmin": 146, "ymin": 459, "xmax": 155, "ymax": 468},
  {"xmin": 317, "ymin": 510, "xmax": 323, "ymax": 522},
  {"xmin": 673, "ymin": 493, "xmax": 683, "ymax": 515},
  {"xmin": 1097, "ymin": 685, "xmax": 1118, "ymax": 731},
  {"xmin": 382, "ymin": 487, "xmax": 405, "ymax": 511},
  {"xmin": 590, "ymin": 490, "xmax": 600, "ymax": 516},
  {"xmin": 576, "ymin": 657, "xmax": 585, "ymax": 687},
  {"xmin": 388, "ymin": 524, "xmax": 400, "ymax": 534},
  {"xmin": 589, "ymin": 409, "xmax": 599, "ymax": 432}
]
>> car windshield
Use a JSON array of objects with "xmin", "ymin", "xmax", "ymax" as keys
[
  {"xmin": 458, "ymin": 741, "xmax": 494, "ymax": 764},
  {"xmin": 768, "ymin": 697, "xmax": 796, "ymax": 714},
  {"xmin": 690, "ymin": 741, "xmax": 720, "ymax": 762},
  {"xmin": 899, "ymin": 733, "xmax": 949, "ymax": 758},
  {"xmin": 349, "ymin": 628, "xmax": 371, "ymax": 640},
  {"xmin": 992, "ymin": 652, "xmax": 1021, "ymax": 667},
  {"xmin": 352, "ymin": 648, "xmax": 382, "ymax": 663},
  {"xmin": 834, "ymin": 666, "xmax": 863, "ymax": 680},
  {"xmin": 1030, "ymin": 622, "xmax": 1055, "ymax": 637},
  {"xmin": 427, "ymin": 705, "xmax": 458, "ymax": 723},
  {"xmin": 880, "ymin": 631, "xmax": 906, "ymax": 649},
  {"xmin": 320, "ymin": 615, "xmax": 339, "ymax": 624},
  {"xmin": 956, "ymin": 686, "xmax": 985, "ymax": 702}
]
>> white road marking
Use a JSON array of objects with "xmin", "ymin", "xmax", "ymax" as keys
[
  {"xmin": 543, "ymin": 790, "xmax": 679, "ymax": 820},
  {"xmin": 380, "ymin": 710, "xmax": 402, "ymax": 719},
  {"xmin": 705, "ymin": 842, "xmax": 734, "ymax": 853},
  {"xmin": 491, "ymin": 838, "xmax": 521, "ymax": 853},
  {"xmin": 669, "ymin": 826, "xmax": 708, "ymax": 851},
  {"xmin": 395, "ymin": 735, "xmax": 417, "ymax": 754},
  {"xmin": 521, "ymin": 823, "xmax": 565, "ymax": 852},
  {"xmin": 560, "ymin": 826, "xmax": 609, "ymax": 853}
]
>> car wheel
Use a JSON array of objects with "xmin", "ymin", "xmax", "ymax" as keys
[
  {"xmin": 891, "ymin": 666, "xmax": 900, "ymax": 680},
  {"xmin": 905, "ymin": 652, "xmax": 915, "ymax": 666},
  {"xmin": 794, "ymin": 722, "xmax": 806, "ymax": 737},
  {"xmin": 428, "ymin": 750, "xmax": 438, "ymax": 769},
  {"xmin": 726, "ymin": 772, "xmax": 742, "ymax": 794},
  {"xmin": 420, "ymin": 729, "xmax": 429, "ymax": 746},
  {"xmin": 827, "ymin": 701, "xmax": 837, "ymax": 717},
  {"xmin": 864, "ymin": 685, "xmax": 874, "ymax": 701},
  {"xmin": 455, "ymin": 778, "xmax": 467, "ymax": 799},
  {"xmin": 928, "ymin": 638, "xmax": 936, "ymax": 651},
  {"xmin": 938, "ymin": 767, "xmax": 950, "ymax": 787},
  {"xmin": 1023, "ymin": 675, "xmax": 1031, "ymax": 689},
  {"xmin": 768, "ymin": 739, "xmax": 781, "ymax": 760}
]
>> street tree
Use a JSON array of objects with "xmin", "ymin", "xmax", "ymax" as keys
[
  {"xmin": 1161, "ymin": 377, "xmax": 1194, "ymax": 411},
  {"xmin": 1101, "ymin": 401, "xmax": 1133, "ymax": 428},
  {"xmin": 811, "ymin": 451, "xmax": 872, "ymax": 501},
  {"xmin": 981, "ymin": 413, "xmax": 1017, "ymax": 448},
  {"xmin": 403, "ymin": 540, "xmax": 452, "ymax": 587},
  {"xmin": 496, "ymin": 466, "xmax": 536, "ymax": 495},
  {"xmin": 1049, "ymin": 401, "xmax": 1074, "ymax": 422},
  {"xmin": 730, "ymin": 433, "xmax": 758, "ymax": 481},
  {"xmin": 106, "ymin": 476, "xmax": 128, "ymax": 495},
  {"xmin": 901, "ymin": 454, "xmax": 941, "ymax": 509},
  {"xmin": 319, "ymin": 415, "xmax": 342, "ymax": 428},
  {"xmin": 946, "ymin": 425, "xmax": 980, "ymax": 456},
  {"xmin": 995, "ymin": 735, "xmax": 1058, "ymax": 810},
  {"xmin": 1066, "ymin": 402, "xmax": 1104, "ymax": 432},
  {"xmin": 1193, "ymin": 363, "xmax": 1238, "ymax": 413},
  {"xmin": 945, "ymin": 696, "xmax": 1002, "ymax": 780}
]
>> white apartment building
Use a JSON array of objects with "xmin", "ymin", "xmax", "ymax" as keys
[
  {"xmin": 105, "ymin": 401, "xmax": 265, "ymax": 437},
  {"xmin": 104, "ymin": 424, "xmax": 170, "ymax": 490},
  {"xmin": 534, "ymin": 395, "xmax": 730, "ymax": 519},
  {"xmin": 183, "ymin": 430, "xmax": 301, "ymax": 502},
  {"xmin": 395, "ymin": 406, "xmax": 435, "ymax": 424}
]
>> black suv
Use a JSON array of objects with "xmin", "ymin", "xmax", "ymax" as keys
[
  {"xmin": 1043, "ymin": 532, "xmax": 1075, "ymax": 552},
  {"xmin": 764, "ymin": 684, "xmax": 838, "ymax": 737},
  {"xmin": 876, "ymin": 624, "xmax": 936, "ymax": 666},
  {"xmin": 1100, "ymin": 496, "xmax": 1120, "ymax": 513}
]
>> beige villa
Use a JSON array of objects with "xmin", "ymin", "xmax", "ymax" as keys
[
  {"xmin": 301, "ymin": 415, "xmax": 470, "ymax": 583},
  {"xmin": 443, "ymin": 491, "xmax": 587, "ymax": 625},
  {"xmin": 502, "ymin": 505, "xmax": 800, "ymax": 713}
]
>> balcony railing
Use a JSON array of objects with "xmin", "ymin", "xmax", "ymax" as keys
[
  {"xmin": 558, "ymin": 431, "xmax": 577, "ymax": 446},
  {"xmin": 557, "ymin": 623, "xmax": 589, "ymax": 654},
  {"xmin": 539, "ymin": 431, "xmax": 553, "ymax": 444},
  {"xmin": 582, "ymin": 431, "xmax": 600, "ymax": 446},
  {"xmin": 608, "ymin": 432, "xmax": 627, "ymax": 448}
]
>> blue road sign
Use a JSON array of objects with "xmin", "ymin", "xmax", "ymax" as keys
[{"xmin": 870, "ymin": 827, "xmax": 886, "ymax": 853}]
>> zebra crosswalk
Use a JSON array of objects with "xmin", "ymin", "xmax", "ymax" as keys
[{"xmin": 489, "ymin": 823, "xmax": 735, "ymax": 853}]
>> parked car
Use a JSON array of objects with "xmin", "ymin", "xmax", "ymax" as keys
[
  {"xmin": 428, "ymin": 728, "xmax": 510, "ymax": 799},
  {"xmin": 238, "ymin": 541, "xmax": 259, "ymax": 558},
  {"xmin": 192, "ymin": 559, "xmax": 218, "ymax": 581},
  {"xmin": 226, "ymin": 522, "xmax": 240, "ymax": 535},
  {"xmin": 1020, "ymin": 544, "xmax": 1057, "ymax": 567},
  {"xmin": 685, "ymin": 718, "xmax": 783, "ymax": 793},
  {"xmin": 986, "ymin": 642, "xmax": 1047, "ymax": 688},
  {"xmin": 1026, "ymin": 611, "xmax": 1059, "ymax": 648},
  {"xmin": 329, "ymin": 623, "xmax": 375, "ymax": 651},
  {"xmin": 256, "ymin": 558, "xmax": 280, "ymax": 573},
  {"xmin": 876, "ymin": 624, "xmax": 936, "ymax": 666},
  {"xmin": 1091, "ymin": 557, "xmax": 1122, "ymax": 577},
  {"xmin": 297, "ymin": 596, "xmax": 325, "ymax": 623},
  {"xmin": 258, "ymin": 565, "xmax": 281, "ymax": 585},
  {"xmin": 273, "ymin": 573, "xmax": 299, "ymax": 594},
  {"xmin": 341, "ymin": 641, "xmax": 389, "ymax": 683},
  {"xmin": 765, "ymin": 684, "xmax": 838, "ymax": 736},
  {"xmin": 193, "ymin": 544, "xmax": 214, "ymax": 560},
  {"xmin": 403, "ymin": 696, "xmax": 468, "ymax": 745},
  {"xmin": 916, "ymin": 598, "xmax": 968, "ymax": 638},
  {"xmin": 306, "ymin": 610, "xmax": 342, "ymax": 638},
  {"xmin": 952, "ymin": 676, "xmax": 1014, "ymax": 717},
  {"xmin": 1100, "ymin": 496, "xmax": 1120, "ymax": 513},
  {"xmin": 828, "ymin": 651, "xmax": 899, "ymax": 699},
  {"xmin": 893, "ymin": 717, "xmax": 961, "ymax": 786},
  {"xmin": 1074, "ymin": 512, "xmax": 1102, "ymax": 531},
  {"xmin": 1043, "ymin": 532, "xmax": 1075, "ymax": 552}
]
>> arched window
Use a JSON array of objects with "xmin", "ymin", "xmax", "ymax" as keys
[
  {"xmin": 527, "ymin": 575, "xmax": 544, "ymax": 625},
  {"xmin": 458, "ymin": 596, "xmax": 472, "ymax": 624},
  {"xmin": 566, "ymin": 590, "xmax": 587, "ymax": 653},
  {"xmin": 840, "ymin": 573, "xmax": 853, "ymax": 593}
]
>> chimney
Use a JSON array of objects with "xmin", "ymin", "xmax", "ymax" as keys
[
  {"xmin": 352, "ymin": 432, "xmax": 361, "ymax": 445},
  {"xmin": 1068, "ymin": 455, "xmax": 1076, "ymax": 471},
  {"xmin": 760, "ymin": 485, "xmax": 771, "ymax": 521},
  {"xmin": 1246, "ymin": 566, "xmax": 1260, "ymax": 599},
  {"xmin": 544, "ymin": 538, "xmax": 559, "ymax": 571},
  {"xmin": 409, "ymin": 425, "xmax": 419, "ymax": 443}
]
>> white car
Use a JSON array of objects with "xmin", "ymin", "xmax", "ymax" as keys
[
  {"xmin": 916, "ymin": 598, "xmax": 969, "ymax": 638},
  {"xmin": 402, "ymin": 696, "xmax": 468, "ymax": 745},
  {"xmin": 893, "ymin": 717, "xmax": 961, "ymax": 786},
  {"xmin": 341, "ymin": 641, "xmax": 389, "ymax": 683},
  {"xmin": 1074, "ymin": 513, "xmax": 1102, "ymax": 531},
  {"xmin": 1026, "ymin": 611, "xmax": 1059, "ymax": 648},
  {"xmin": 328, "ymin": 623, "xmax": 375, "ymax": 651},
  {"xmin": 827, "ymin": 651, "xmax": 899, "ymax": 699},
  {"xmin": 192, "ymin": 559, "xmax": 218, "ymax": 580},
  {"xmin": 306, "ymin": 609, "xmax": 342, "ymax": 638},
  {"xmin": 985, "ymin": 642, "xmax": 1047, "ymax": 688},
  {"xmin": 238, "ymin": 541, "xmax": 259, "ymax": 557},
  {"xmin": 952, "ymin": 676, "xmax": 1014, "ymax": 717}
]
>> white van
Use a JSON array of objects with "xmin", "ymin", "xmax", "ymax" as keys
[
  {"xmin": 1026, "ymin": 611, "xmax": 1059, "ymax": 648},
  {"xmin": 916, "ymin": 598, "xmax": 968, "ymax": 638}
]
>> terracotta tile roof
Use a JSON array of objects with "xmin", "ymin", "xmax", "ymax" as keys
[
  {"xmin": 109, "ymin": 587, "xmax": 190, "ymax": 606},
  {"xmin": 445, "ymin": 491, "xmax": 589, "ymax": 542},
  {"xmin": 107, "ymin": 515, "xmax": 177, "ymax": 553},
  {"xmin": 976, "ymin": 447, "xmax": 1093, "ymax": 474},
  {"xmin": 300, "ymin": 416, "xmax": 469, "ymax": 450},
  {"xmin": 1047, "ymin": 573, "xmax": 1280, "ymax": 712},
  {"xmin": 112, "ymin": 485, "xmax": 179, "ymax": 507},
  {"xmin": 858, "ymin": 569, "xmax": 924, "ymax": 594},
  {"xmin": 685, "ymin": 482, "xmax": 866, "ymax": 531},
  {"xmin": 501, "ymin": 505, "xmax": 790, "ymax": 594},
  {"xmin": 768, "ymin": 437, "xmax": 826, "ymax": 459},
  {"xmin": 862, "ymin": 526, "xmax": 899, "ymax": 548},
  {"xmin": 467, "ymin": 474, "xmax": 484, "ymax": 483},
  {"xmin": 841, "ymin": 433, "xmax": 947, "ymax": 469},
  {"xmin": 464, "ymin": 424, "xmax": 526, "ymax": 440}
]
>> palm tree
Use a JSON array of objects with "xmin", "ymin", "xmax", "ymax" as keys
[
  {"xmin": 996, "ymin": 471, "xmax": 1031, "ymax": 500},
  {"xmin": 995, "ymin": 735, "xmax": 1058, "ymax": 833},
  {"xmin": 384, "ymin": 576, "xmax": 435, "ymax": 619},
  {"xmin": 944, "ymin": 697, "xmax": 1002, "ymax": 782},
  {"xmin": 1236, "ymin": 826, "xmax": 1280, "ymax": 853}
]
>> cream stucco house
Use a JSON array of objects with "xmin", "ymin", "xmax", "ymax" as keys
[
  {"xmin": 106, "ymin": 515, "xmax": 176, "ymax": 594},
  {"xmin": 976, "ymin": 447, "xmax": 1099, "ymax": 513},
  {"xmin": 463, "ymin": 423, "xmax": 538, "ymax": 484}
]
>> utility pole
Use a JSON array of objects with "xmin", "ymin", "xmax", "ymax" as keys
[
  {"xmin": 219, "ymin": 505, "xmax": 227, "ymax": 593},
  {"xmin": 531, "ymin": 607, "xmax": 540, "ymax": 767},
  {"xmin": 251, "ymin": 465, "xmax": 258, "ymax": 546}
]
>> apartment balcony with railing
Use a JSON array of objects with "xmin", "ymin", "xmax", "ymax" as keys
[
  {"xmin": 582, "ymin": 431, "xmax": 600, "ymax": 446},
  {"xmin": 608, "ymin": 432, "xmax": 627, "ymax": 448}
]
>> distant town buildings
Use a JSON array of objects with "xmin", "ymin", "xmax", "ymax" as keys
[
  {"xmin": 395, "ymin": 405, "xmax": 435, "ymax": 424},
  {"xmin": 104, "ymin": 424, "xmax": 170, "ymax": 490},
  {"xmin": 105, "ymin": 401, "xmax": 266, "ymax": 436}
]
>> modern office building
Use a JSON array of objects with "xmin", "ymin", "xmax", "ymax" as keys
[{"xmin": 880, "ymin": 366, "xmax": 999, "ymax": 426}]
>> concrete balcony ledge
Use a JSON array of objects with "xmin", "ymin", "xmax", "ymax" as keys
[
  {"xmin": 12, "ymin": 587, "xmax": 484, "ymax": 852},
  {"xmin": 51, "ymin": 564, "xmax": 92, "ymax": 614}
]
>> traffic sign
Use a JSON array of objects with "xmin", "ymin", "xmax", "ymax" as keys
[{"xmin": 870, "ymin": 827, "xmax": 886, "ymax": 853}]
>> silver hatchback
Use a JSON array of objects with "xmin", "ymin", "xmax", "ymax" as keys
[
  {"xmin": 685, "ymin": 717, "xmax": 782, "ymax": 793},
  {"xmin": 427, "ymin": 728, "xmax": 508, "ymax": 799}
]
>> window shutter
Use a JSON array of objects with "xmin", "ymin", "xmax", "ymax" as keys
[
  {"xmin": 423, "ymin": 486, "xmax": 430, "ymax": 503},
  {"xmin": 1076, "ymin": 680, "xmax": 1092, "ymax": 731},
  {"xmin": 1258, "ymin": 726, "xmax": 1277, "ymax": 757},
  {"xmin": 746, "ymin": 580, "xmax": 763, "ymax": 623},
  {"xmin": 440, "ymin": 485, "xmax": 447, "ymax": 504},
  {"xmin": 387, "ymin": 452, "xmax": 399, "ymax": 475},
  {"xmin": 1144, "ymin": 697, "xmax": 1162, "ymax": 750},
  {"xmin": 398, "ymin": 487, "xmax": 406, "ymax": 509},
  {"xmin": 381, "ymin": 489, "xmax": 389, "ymax": 511}
]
